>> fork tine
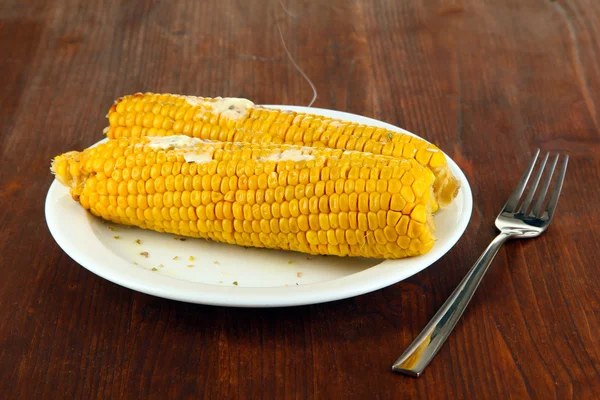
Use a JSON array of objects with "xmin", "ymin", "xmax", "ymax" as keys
[
  {"xmin": 518, "ymin": 153, "xmax": 549, "ymax": 214},
  {"xmin": 543, "ymin": 155, "xmax": 569, "ymax": 219},
  {"xmin": 503, "ymin": 149, "xmax": 540, "ymax": 213},
  {"xmin": 531, "ymin": 154, "xmax": 560, "ymax": 217}
]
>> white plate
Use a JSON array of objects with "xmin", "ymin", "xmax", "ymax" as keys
[{"xmin": 45, "ymin": 106, "xmax": 472, "ymax": 307}]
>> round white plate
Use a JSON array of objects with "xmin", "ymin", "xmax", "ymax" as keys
[{"xmin": 45, "ymin": 106, "xmax": 472, "ymax": 307}]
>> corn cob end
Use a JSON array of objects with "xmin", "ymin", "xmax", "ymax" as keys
[
  {"xmin": 51, "ymin": 151, "xmax": 80, "ymax": 188},
  {"xmin": 432, "ymin": 166, "xmax": 461, "ymax": 207}
]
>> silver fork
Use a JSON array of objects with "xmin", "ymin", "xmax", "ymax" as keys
[{"xmin": 392, "ymin": 149, "xmax": 569, "ymax": 377}]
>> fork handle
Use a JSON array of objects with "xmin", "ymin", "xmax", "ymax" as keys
[{"xmin": 392, "ymin": 232, "xmax": 513, "ymax": 376}]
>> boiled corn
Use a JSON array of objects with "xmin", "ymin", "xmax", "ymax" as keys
[{"xmin": 51, "ymin": 136, "xmax": 437, "ymax": 259}]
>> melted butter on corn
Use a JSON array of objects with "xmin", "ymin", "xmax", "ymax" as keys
[
  {"xmin": 265, "ymin": 149, "xmax": 315, "ymax": 162},
  {"xmin": 183, "ymin": 152, "xmax": 213, "ymax": 164},
  {"xmin": 146, "ymin": 135, "xmax": 206, "ymax": 150},
  {"xmin": 146, "ymin": 136, "xmax": 215, "ymax": 164},
  {"xmin": 185, "ymin": 96, "xmax": 254, "ymax": 121}
]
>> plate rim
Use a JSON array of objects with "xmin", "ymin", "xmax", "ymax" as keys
[{"xmin": 45, "ymin": 106, "xmax": 473, "ymax": 307}]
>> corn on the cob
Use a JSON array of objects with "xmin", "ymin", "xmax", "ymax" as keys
[
  {"xmin": 51, "ymin": 136, "xmax": 437, "ymax": 259},
  {"xmin": 106, "ymin": 93, "xmax": 459, "ymax": 207}
]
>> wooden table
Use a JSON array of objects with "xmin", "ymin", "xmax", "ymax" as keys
[{"xmin": 1, "ymin": 0, "xmax": 599, "ymax": 398}]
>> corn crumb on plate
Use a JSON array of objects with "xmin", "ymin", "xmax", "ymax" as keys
[{"xmin": 45, "ymin": 105, "xmax": 472, "ymax": 307}]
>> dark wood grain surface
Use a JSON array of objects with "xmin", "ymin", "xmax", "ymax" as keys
[{"xmin": 1, "ymin": 0, "xmax": 599, "ymax": 398}]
